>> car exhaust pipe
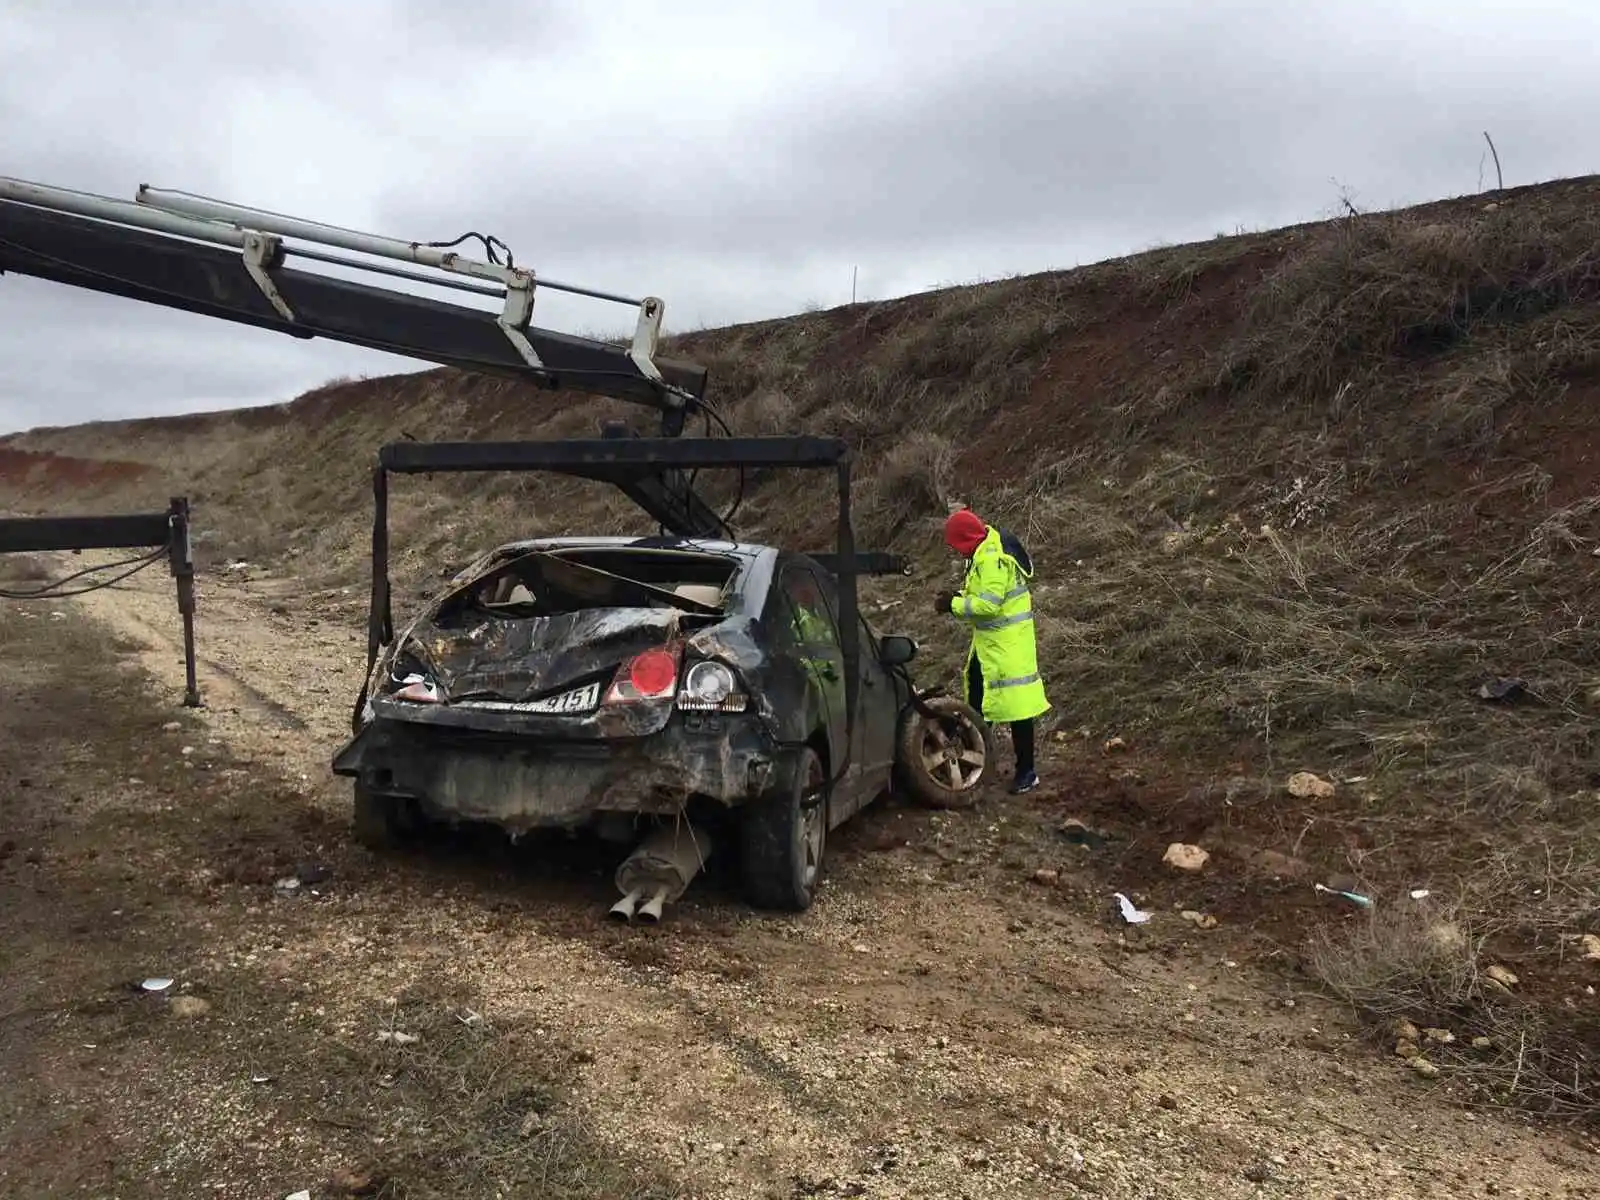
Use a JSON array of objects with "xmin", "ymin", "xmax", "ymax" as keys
[
  {"xmin": 610, "ymin": 822, "xmax": 713, "ymax": 925},
  {"xmin": 634, "ymin": 886, "xmax": 670, "ymax": 924},
  {"xmin": 608, "ymin": 887, "xmax": 644, "ymax": 922}
]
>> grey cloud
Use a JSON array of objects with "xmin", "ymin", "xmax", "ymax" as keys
[{"xmin": 3, "ymin": 0, "xmax": 1599, "ymax": 432}]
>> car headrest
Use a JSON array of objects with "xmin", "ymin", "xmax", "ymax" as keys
[{"xmin": 673, "ymin": 583, "xmax": 724, "ymax": 608}]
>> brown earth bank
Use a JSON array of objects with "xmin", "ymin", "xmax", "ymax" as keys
[
  {"xmin": 2, "ymin": 174, "xmax": 1599, "ymax": 1147},
  {"xmin": 2, "ymin": 554, "xmax": 1598, "ymax": 1199}
]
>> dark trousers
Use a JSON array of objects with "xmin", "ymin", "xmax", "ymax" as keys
[{"xmin": 966, "ymin": 653, "xmax": 1036, "ymax": 776}]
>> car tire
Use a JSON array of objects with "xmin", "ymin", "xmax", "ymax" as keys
[
  {"xmin": 739, "ymin": 745, "xmax": 827, "ymax": 912},
  {"xmin": 351, "ymin": 782, "xmax": 416, "ymax": 850},
  {"xmin": 895, "ymin": 695, "xmax": 995, "ymax": 810}
]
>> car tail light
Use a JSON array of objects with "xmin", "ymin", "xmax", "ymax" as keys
[
  {"xmin": 604, "ymin": 644, "xmax": 681, "ymax": 704},
  {"xmin": 676, "ymin": 660, "xmax": 748, "ymax": 713}
]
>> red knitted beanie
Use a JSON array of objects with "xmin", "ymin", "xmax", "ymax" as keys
[{"xmin": 944, "ymin": 509, "xmax": 987, "ymax": 556}]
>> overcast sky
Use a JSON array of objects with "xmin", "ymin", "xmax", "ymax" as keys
[{"xmin": 2, "ymin": 0, "xmax": 1597, "ymax": 433}]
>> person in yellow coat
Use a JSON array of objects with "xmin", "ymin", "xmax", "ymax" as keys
[{"xmin": 935, "ymin": 508, "xmax": 1050, "ymax": 793}]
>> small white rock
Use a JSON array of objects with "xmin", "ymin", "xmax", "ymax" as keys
[{"xmin": 1162, "ymin": 843, "xmax": 1210, "ymax": 872}]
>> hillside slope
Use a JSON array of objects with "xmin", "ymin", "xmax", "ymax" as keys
[{"xmin": 5, "ymin": 175, "xmax": 1599, "ymax": 1116}]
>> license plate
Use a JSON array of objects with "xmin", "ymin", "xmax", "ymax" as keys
[{"xmin": 516, "ymin": 680, "xmax": 601, "ymax": 714}]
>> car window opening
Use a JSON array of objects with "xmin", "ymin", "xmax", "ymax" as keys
[{"xmin": 434, "ymin": 548, "xmax": 738, "ymax": 627}]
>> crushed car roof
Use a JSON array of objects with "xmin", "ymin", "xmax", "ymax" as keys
[{"xmin": 485, "ymin": 535, "xmax": 775, "ymax": 560}]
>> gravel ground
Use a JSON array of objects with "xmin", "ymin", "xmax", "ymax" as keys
[{"xmin": 1, "ymin": 555, "xmax": 1596, "ymax": 1198}]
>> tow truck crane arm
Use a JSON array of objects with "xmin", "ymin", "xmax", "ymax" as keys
[{"xmin": 0, "ymin": 176, "xmax": 723, "ymax": 533}]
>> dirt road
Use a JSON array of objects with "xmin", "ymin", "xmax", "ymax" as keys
[{"xmin": 2, "ymin": 555, "xmax": 1596, "ymax": 1198}]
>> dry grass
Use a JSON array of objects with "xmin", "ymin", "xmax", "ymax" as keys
[
  {"xmin": 5, "ymin": 174, "xmax": 1600, "ymax": 1126},
  {"xmin": 0, "ymin": 603, "xmax": 681, "ymax": 1199},
  {"xmin": 321, "ymin": 982, "xmax": 681, "ymax": 1200},
  {"xmin": 1310, "ymin": 901, "xmax": 1599, "ymax": 1121},
  {"xmin": 0, "ymin": 553, "xmax": 52, "ymax": 584}
]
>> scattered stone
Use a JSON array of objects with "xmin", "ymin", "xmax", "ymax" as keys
[
  {"xmin": 1102, "ymin": 736, "xmax": 1128, "ymax": 755},
  {"xmin": 1392, "ymin": 1018, "xmax": 1421, "ymax": 1042},
  {"xmin": 1394, "ymin": 1039, "xmax": 1421, "ymax": 1060},
  {"xmin": 273, "ymin": 876, "xmax": 302, "ymax": 896},
  {"xmin": 1579, "ymin": 933, "xmax": 1600, "ymax": 961},
  {"xmin": 1410, "ymin": 1057, "xmax": 1440, "ymax": 1079},
  {"xmin": 1158, "ymin": 1093, "xmax": 1179, "ymax": 1111},
  {"xmin": 1162, "ymin": 843, "xmax": 1209, "ymax": 872},
  {"xmin": 519, "ymin": 1111, "xmax": 545, "ymax": 1138},
  {"xmin": 1423, "ymin": 1027, "xmax": 1455, "ymax": 1045},
  {"xmin": 1485, "ymin": 964, "xmax": 1519, "ymax": 990},
  {"xmin": 1242, "ymin": 1162, "xmax": 1275, "ymax": 1183},
  {"xmin": 1286, "ymin": 771, "xmax": 1335, "ymax": 799},
  {"xmin": 169, "ymin": 995, "xmax": 211, "ymax": 1018},
  {"xmin": 1471, "ymin": 1036, "xmax": 1494, "ymax": 1050},
  {"xmin": 1180, "ymin": 910, "xmax": 1218, "ymax": 930},
  {"xmin": 162, "ymin": 721, "xmax": 182, "ymax": 732},
  {"xmin": 1032, "ymin": 868, "xmax": 1059, "ymax": 886}
]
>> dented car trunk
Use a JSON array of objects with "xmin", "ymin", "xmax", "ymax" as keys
[
  {"xmin": 381, "ymin": 544, "xmax": 735, "ymax": 732},
  {"xmin": 333, "ymin": 539, "xmax": 793, "ymax": 831}
]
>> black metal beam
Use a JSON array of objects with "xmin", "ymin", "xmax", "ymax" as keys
[
  {"xmin": 808, "ymin": 551, "xmax": 912, "ymax": 577},
  {"xmin": 0, "ymin": 512, "xmax": 172, "ymax": 553},
  {"xmin": 0, "ymin": 498, "xmax": 201, "ymax": 708},
  {"xmin": 599, "ymin": 421, "xmax": 726, "ymax": 539},
  {"xmin": 0, "ymin": 199, "xmax": 709, "ymax": 411},
  {"xmin": 377, "ymin": 436, "xmax": 850, "ymax": 475}
]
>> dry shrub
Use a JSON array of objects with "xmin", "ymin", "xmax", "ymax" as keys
[
  {"xmin": 1310, "ymin": 901, "xmax": 1600, "ymax": 1121},
  {"xmin": 854, "ymin": 432, "xmax": 956, "ymax": 545},
  {"xmin": 1183, "ymin": 205, "xmax": 1600, "ymax": 453},
  {"xmin": 1310, "ymin": 900, "xmax": 1486, "ymax": 1021}
]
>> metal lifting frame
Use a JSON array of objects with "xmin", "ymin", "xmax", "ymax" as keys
[
  {"xmin": 356, "ymin": 436, "xmax": 874, "ymax": 763},
  {"xmin": 0, "ymin": 497, "xmax": 201, "ymax": 707},
  {"xmin": 0, "ymin": 176, "xmax": 709, "ymax": 421}
]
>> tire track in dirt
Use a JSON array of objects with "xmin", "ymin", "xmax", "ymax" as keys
[
  {"xmin": 42, "ymin": 550, "xmax": 1600, "ymax": 1199},
  {"xmin": 48, "ymin": 555, "xmax": 884, "ymax": 1196}
]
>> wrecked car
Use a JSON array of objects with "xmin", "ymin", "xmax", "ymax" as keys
[{"xmin": 331, "ymin": 533, "xmax": 994, "ymax": 914}]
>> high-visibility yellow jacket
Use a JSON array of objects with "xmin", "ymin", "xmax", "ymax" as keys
[{"xmin": 949, "ymin": 526, "xmax": 1050, "ymax": 724}]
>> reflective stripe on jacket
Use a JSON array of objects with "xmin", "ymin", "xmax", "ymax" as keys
[{"xmin": 949, "ymin": 526, "xmax": 1050, "ymax": 724}]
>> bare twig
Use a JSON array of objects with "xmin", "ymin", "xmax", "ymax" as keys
[
  {"xmin": 1483, "ymin": 131, "xmax": 1504, "ymax": 191},
  {"xmin": 1509, "ymin": 1028, "xmax": 1528, "ymax": 1099}
]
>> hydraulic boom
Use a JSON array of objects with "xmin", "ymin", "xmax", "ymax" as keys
[{"xmin": 0, "ymin": 176, "xmax": 723, "ymax": 533}]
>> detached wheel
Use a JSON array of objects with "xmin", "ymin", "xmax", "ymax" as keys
[
  {"xmin": 895, "ymin": 695, "xmax": 995, "ymax": 809},
  {"xmin": 352, "ymin": 782, "xmax": 418, "ymax": 851},
  {"xmin": 739, "ymin": 745, "xmax": 827, "ymax": 912}
]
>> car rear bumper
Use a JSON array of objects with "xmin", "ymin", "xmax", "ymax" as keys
[{"xmin": 330, "ymin": 709, "xmax": 785, "ymax": 833}]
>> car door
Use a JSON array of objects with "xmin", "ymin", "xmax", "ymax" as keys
[
  {"xmin": 773, "ymin": 561, "xmax": 851, "ymax": 811},
  {"xmin": 805, "ymin": 567, "xmax": 898, "ymax": 814},
  {"xmin": 851, "ymin": 611, "xmax": 900, "ymax": 794}
]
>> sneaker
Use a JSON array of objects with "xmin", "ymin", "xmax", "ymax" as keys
[{"xmin": 1009, "ymin": 770, "xmax": 1039, "ymax": 795}]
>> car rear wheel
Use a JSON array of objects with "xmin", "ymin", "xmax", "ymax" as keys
[
  {"xmin": 895, "ymin": 695, "xmax": 995, "ymax": 809},
  {"xmin": 739, "ymin": 745, "xmax": 827, "ymax": 912},
  {"xmin": 352, "ymin": 782, "xmax": 418, "ymax": 850}
]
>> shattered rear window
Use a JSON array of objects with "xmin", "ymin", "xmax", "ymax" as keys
[{"xmin": 437, "ymin": 547, "xmax": 741, "ymax": 624}]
